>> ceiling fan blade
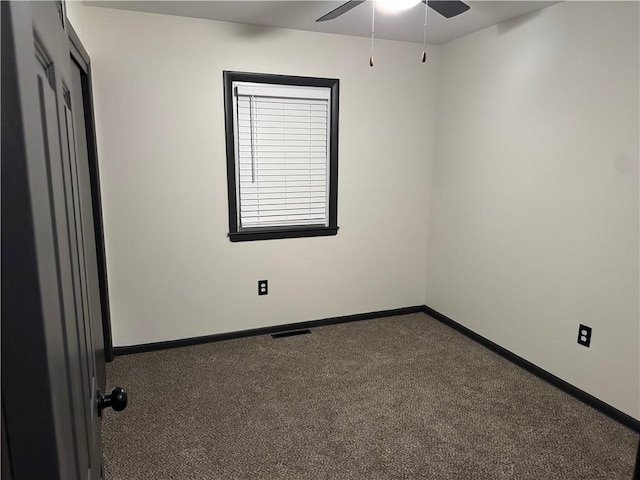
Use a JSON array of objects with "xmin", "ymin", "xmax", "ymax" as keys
[
  {"xmin": 425, "ymin": 0, "xmax": 470, "ymax": 18},
  {"xmin": 316, "ymin": 0, "xmax": 366, "ymax": 22},
  {"xmin": 316, "ymin": 0, "xmax": 470, "ymax": 23}
]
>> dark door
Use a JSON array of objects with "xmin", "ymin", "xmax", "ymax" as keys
[{"xmin": 1, "ymin": 2, "xmax": 124, "ymax": 479}]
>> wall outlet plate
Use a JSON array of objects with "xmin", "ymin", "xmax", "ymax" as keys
[
  {"xmin": 577, "ymin": 324, "xmax": 592, "ymax": 347},
  {"xmin": 258, "ymin": 280, "xmax": 268, "ymax": 296}
]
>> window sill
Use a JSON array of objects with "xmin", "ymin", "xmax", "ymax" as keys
[{"xmin": 229, "ymin": 226, "xmax": 339, "ymax": 242}]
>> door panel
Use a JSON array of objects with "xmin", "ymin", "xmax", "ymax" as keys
[
  {"xmin": 2, "ymin": 1, "xmax": 63, "ymax": 476},
  {"xmin": 36, "ymin": 54, "xmax": 89, "ymax": 479},
  {"xmin": 2, "ymin": 2, "xmax": 115, "ymax": 479},
  {"xmin": 36, "ymin": 17, "xmax": 103, "ymax": 480}
]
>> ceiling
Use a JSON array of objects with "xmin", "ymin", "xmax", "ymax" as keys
[{"xmin": 85, "ymin": 1, "xmax": 560, "ymax": 45}]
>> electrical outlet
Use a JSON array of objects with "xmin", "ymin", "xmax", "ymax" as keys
[
  {"xmin": 258, "ymin": 280, "xmax": 268, "ymax": 296},
  {"xmin": 577, "ymin": 324, "xmax": 592, "ymax": 347}
]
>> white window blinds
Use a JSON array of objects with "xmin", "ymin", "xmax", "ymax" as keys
[{"xmin": 234, "ymin": 83, "xmax": 331, "ymax": 230}]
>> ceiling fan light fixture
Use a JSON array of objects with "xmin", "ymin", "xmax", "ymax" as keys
[{"xmin": 376, "ymin": 0, "xmax": 422, "ymax": 14}]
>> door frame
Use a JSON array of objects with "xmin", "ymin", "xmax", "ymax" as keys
[{"xmin": 68, "ymin": 23, "xmax": 113, "ymax": 363}]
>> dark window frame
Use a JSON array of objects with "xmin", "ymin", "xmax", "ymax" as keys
[{"xmin": 223, "ymin": 71, "xmax": 339, "ymax": 242}]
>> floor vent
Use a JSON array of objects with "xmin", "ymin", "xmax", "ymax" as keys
[{"xmin": 271, "ymin": 329, "xmax": 312, "ymax": 339}]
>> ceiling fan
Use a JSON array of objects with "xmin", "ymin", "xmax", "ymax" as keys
[{"xmin": 316, "ymin": 0, "xmax": 471, "ymax": 23}]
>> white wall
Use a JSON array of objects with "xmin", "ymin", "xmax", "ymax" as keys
[
  {"xmin": 426, "ymin": 1, "xmax": 639, "ymax": 419},
  {"xmin": 68, "ymin": 1, "xmax": 639, "ymax": 420},
  {"xmin": 66, "ymin": 3, "xmax": 439, "ymax": 347}
]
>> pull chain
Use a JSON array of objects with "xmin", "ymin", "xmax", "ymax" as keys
[
  {"xmin": 421, "ymin": 0, "xmax": 428, "ymax": 63},
  {"xmin": 370, "ymin": 0, "xmax": 375, "ymax": 67}
]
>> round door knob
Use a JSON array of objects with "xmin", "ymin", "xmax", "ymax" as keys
[{"xmin": 99, "ymin": 387, "xmax": 128, "ymax": 413}]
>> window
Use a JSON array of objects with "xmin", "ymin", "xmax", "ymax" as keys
[{"xmin": 224, "ymin": 71, "xmax": 339, "ymax": 242}]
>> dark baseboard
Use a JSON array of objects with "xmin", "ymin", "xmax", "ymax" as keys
[
  {"xmin": 422, "ymin": 305, "xmax": 640, "ymax": 434},
  {"xmin": 113, "ymin": 303, "xmax": 639, "ymax": 434},
  {"xmin": 113, "ymin": 305, "xmax": 425, "ymax": 356},
  {"xmin": 634, "ymin": 439, "xmax": 640, "ymax": 480}
]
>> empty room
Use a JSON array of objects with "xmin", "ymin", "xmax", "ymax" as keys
[{"xmin": 2, "ymin": 0, "xmax": 639, "ymax": 479}]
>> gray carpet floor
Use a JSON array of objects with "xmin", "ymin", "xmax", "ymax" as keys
[{"xmin": 103, "ymin": 313, "xmax": 639, "ymax": 479}]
